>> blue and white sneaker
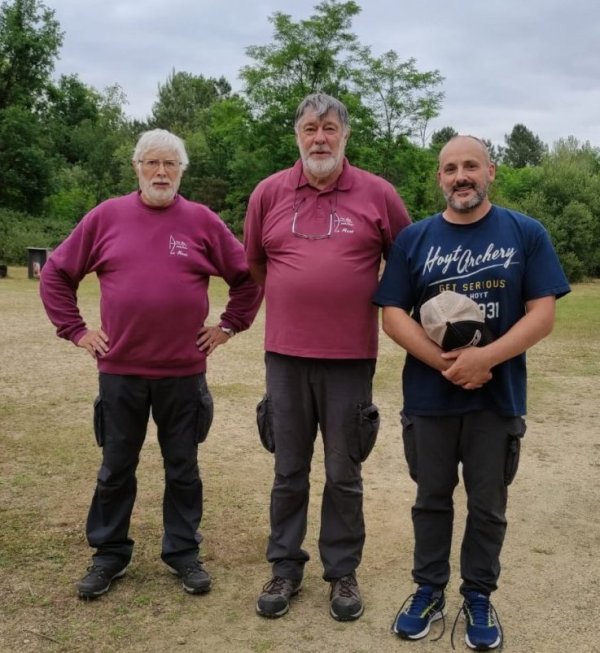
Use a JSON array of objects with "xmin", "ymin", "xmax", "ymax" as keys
[
  {"xmin": 462, "ymin": 591, "xmax": 502, "ymax": 650},
  {"xmin": 392, "ymin": 584, "xmax": 446, "ymax": 640}
]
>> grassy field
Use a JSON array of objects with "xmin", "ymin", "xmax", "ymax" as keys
[{"xmin": 1, "ymin": 267, "xmax": 599, "ymax": 653}]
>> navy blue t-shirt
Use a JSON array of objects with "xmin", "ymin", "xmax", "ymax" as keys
[{"xmin": 373, "ymin": 206, "xmax": 570, "ymax": 416}]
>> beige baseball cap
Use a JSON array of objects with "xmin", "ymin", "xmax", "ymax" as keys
[{"xmin": 420, "ymin": 290, "xmax": 494, "ymax": 351}]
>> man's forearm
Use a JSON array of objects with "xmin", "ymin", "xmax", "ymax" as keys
[{"xmin": 382, "ymin": 306, "xmax": 450, "ymax": 371}]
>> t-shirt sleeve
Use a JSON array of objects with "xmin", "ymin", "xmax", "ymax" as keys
[
  {"xmin": 523, "ymin": 224, "xmax": 571, "ymax": 301},
  {"xmin": 373, "ymin": 237, "xmax": 415, "ymax": 309}
]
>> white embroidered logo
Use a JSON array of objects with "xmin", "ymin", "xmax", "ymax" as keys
[
  {"xmin": 169, "ymin": 235, "xmax": 188, "ymax": 257},
  {"xmin": 334, "ymin": 214, "xmax": 355, "ymax": 234}
]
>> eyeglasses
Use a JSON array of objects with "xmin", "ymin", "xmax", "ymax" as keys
[
  {"xmin": 138, "ymin": 159, "xmax": 181, "ymax": 171},
  {"xmin": 291, "ymin": 196, "xmax": 335, "ymax": 240}
]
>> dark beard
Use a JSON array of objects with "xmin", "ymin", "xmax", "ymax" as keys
[{"xmin": 446, "ymin": 184, "xmax": 486, "ymax": 213}]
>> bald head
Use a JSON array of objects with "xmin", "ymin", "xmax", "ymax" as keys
[{"xmin": 439, "ymin": 135, "xmax": 491, "ymax": 167}]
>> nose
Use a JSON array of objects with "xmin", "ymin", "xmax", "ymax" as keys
[
  {"xmin": 455, "ymin": 166, "xmax": 470, "ymax": 181},
  {"xmin": 153, "ymin": 162, "xmax": 171, "ymax": 177},
  {"xmin": 314, "ymin": 127, "xmax": 327, "ymax": 142}
]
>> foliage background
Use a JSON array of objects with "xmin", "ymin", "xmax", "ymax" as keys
[{"xmin": 0, "ymin": 0, "xmax": 599, "ymax": 281}]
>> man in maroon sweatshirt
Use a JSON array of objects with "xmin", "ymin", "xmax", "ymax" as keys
[{"xmin": 40, "ymin": 129, "xmax": 262, "ymax": 599}]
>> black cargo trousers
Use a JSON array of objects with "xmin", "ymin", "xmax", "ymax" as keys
[
  {"xmin": 87, "ymin": 372, "xmax": 213, "ymax": 569},
  {"xmin": 401, "ymin": 409, "xmax": 526, "ymax": 595},
  {"xmin": 259, "ymin": 353, "xmax": 380, "ymax": 582}
]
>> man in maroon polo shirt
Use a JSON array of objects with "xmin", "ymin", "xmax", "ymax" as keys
[{"xmin": 244, "ymin": 93, "xmax": 411, "ymax": 621}]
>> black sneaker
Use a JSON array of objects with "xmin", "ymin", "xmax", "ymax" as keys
[
  {"xmin": 329, "ymin": 573, "xmax": 364, "ymax": 621},
  {"xmin": 77, "ymin": 563, "xmax": 128, "ymax": 599},
  {"xmin": 392, "ymin": 584, "xmax": 446, "ymax": 640},
  {"xmin": 256, "ymin": 576, "xmax": 302, "ymax": 618},
  {"xmin": 167, "ymin": 560, "xmax": 212, "ymax": 594}
]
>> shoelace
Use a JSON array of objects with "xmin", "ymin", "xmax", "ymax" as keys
[
  {"xmin": 391, "ymin": 589, "xmax": 445, "ymax": 641},
  {"xmin": 262, "ymin": 576, "xmax": 290, "ymax": 595},
  {"xmin": 86, "ymin": 564, "xmax": 109, "ymax": 578},
  {"xmin": 334, "ymin": 575, "xmax": 359, "ymax": 599},
  {"xmin": 450, "ymin": 596, "xmax": 504, "ymax": 651},
  {"xmin": 182, "ymin": 560, "xmax": 205, "ymax": 574}
]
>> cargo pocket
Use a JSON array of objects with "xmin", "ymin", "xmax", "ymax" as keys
[
  {"xmin": 93, "ymin": 396, "xmax": 104, "ymax": 447},
  {"xmin": 256, "ymin": 394, "xmax": 275, "ymax": 453},
  {"xmin": 356, "ymin": 402, "xmax": 380, "ymax": 462},
  {"xmin": 401, "ymin": 411, "xmax": 418, "ymax": 482},
  {"xmin": 195, "ymin": 382, "xmax": 214, "ymax": 444},
  {"xmin": 504, "ymin": 417, "xmax": 526, "ymax": 486}
]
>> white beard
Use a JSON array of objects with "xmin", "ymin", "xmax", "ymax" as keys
[
  {"xmin": 139, "ymin": 179, "xmax": 178, "ymax": 207},
  {"xmin": 304, "ymin": 154, "xmax": 338, "ymax": 178}
]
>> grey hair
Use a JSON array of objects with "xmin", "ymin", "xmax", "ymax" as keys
[
  {"xmin": 132, "ymin": 129, "xmax": 189, "ymax": 169},
  {"xmin": 294, "ymin": 93, "xmax": 350, "ymax": 133}
]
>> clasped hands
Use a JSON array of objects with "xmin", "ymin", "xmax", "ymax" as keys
[{"xmin": 440, "ymin": 347, "xmax": 493, "ymax": 390}]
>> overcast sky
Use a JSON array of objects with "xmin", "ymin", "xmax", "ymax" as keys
[{"xmin": 48, "ymin": 0, "xmax": 599, "ymax": 148}]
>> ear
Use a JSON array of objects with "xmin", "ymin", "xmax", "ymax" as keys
[{"xmin": 488, "ymin": 162, "xmax": 497, "ymax": 182}]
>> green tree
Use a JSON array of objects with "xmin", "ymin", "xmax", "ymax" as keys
[
  {"xmin": 392, "ymin": 139, "xmax": 441, "ymax": 220},
  {"xmin": 45, "ymin": 74, "xmax": 101, "ymax": 164},
  {"xmin": 492, "ymin": 164, "xmax": 540, "ymax": 206},
  {"xmin": 43, "ymin": 165, "xmax": 96, "ymax": 224},
  {"xmin": 44, "ymin": 78, "xmax": 132, "ymax": 204},
  {"xmin": 429, "ymin": 126, "xmax": 458, "ymax": 151},
  {"xmin": 0, "ymin": 105, "xmax": 51, "ymax": 212},
  {"xmin": 502, "ymin": 123, "xmax": 547, "ymax": 168},
  {"xmin": 242, "ymin": 1, "xmax": 361, "ymax": 112},
  {"xmin": 353, "ymin": 49, "xmax": 443, "ymax": 146},
  {"xmin": 481, "ymin": 138, "xmax": 503, "ymax": 164},
  {"xmin": 547, "ymin": 201, "xmax": 599, "ymax": 281},
  {"xmin": 150, "ymin": 71, "xmax": 231, "ymax": 133},
  {"xmin": 350, "ymin": 49, "xmax": 443, "ymax": 181},
  {"xmin": 499, "ymin": 137, "xmax": 600, "ymax": 281},
  {"xmin": 0, "ymin": 0, "xmax": 62, "ymax": 213},
  {"xmin": 0, "ymin": 0, "xmax": 63, "ymax": 110},
  {"xmin": 80, "ymin": 84, "xmax": 132, "ymax": 201}
]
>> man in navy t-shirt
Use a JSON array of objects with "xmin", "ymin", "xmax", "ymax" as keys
[{"xmin": 374, "ymin": 135, "xmax": 570, "ymax": 651}]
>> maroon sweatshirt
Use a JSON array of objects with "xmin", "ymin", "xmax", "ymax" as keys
[{"xmin": 40, "ymin": 192, "xmax": 262, "ymax": 377}]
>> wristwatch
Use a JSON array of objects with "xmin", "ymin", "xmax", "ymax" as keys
[{"xmin": 219, "ymin": 326, "xmax": 236, "ymax": 337}]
